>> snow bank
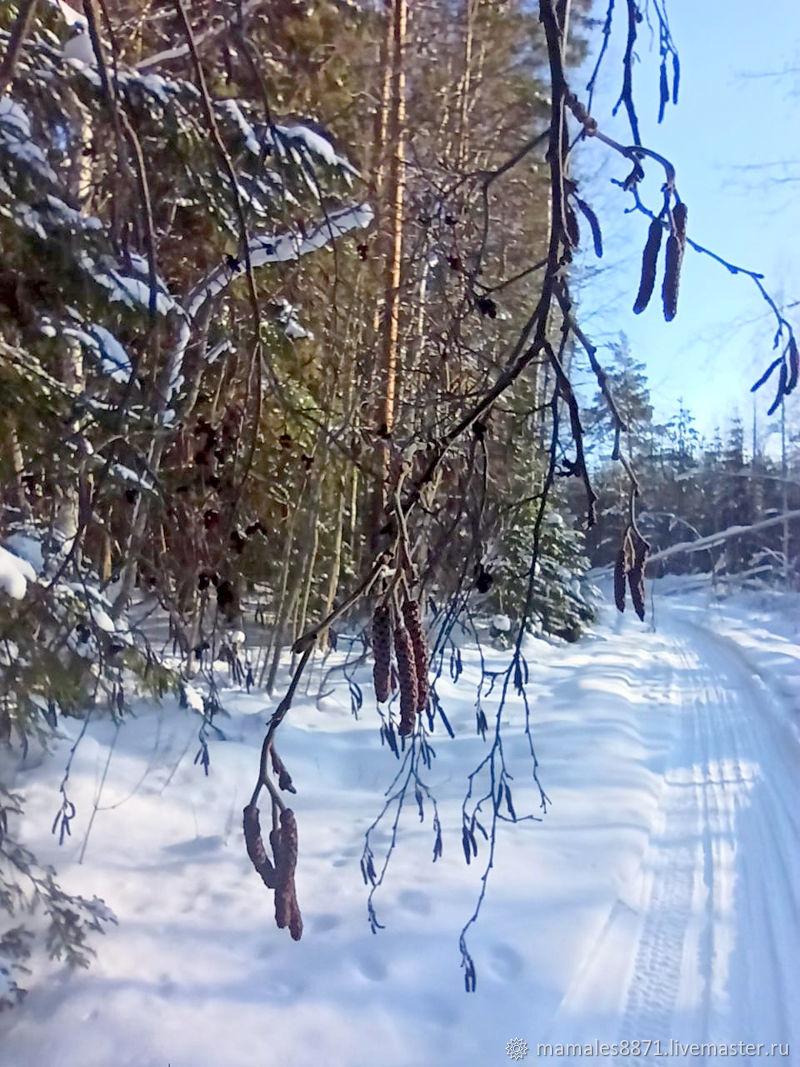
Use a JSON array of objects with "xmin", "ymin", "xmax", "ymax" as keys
[
  {"xmin": 2, "ymin": 587, "xmax": 798, "ymax": 1064},
  {"xmin": 0, "ymin": 544, "xmax": 37, "ymax": 600}
]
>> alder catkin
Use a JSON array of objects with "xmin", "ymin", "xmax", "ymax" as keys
[
  {"xmin": 787, "ymin": 338, "xmax": 798, "ymax": 395},
  {"xmin": 662, "ymin": 235, "xmax": 683, "ymax": 321},
  {"xmin": 633, "ymin": 219, "xmax": 663, "ymax": 314},
  {"xmin": 393, "ymin": 623, "xmax": 419, "ymax": 736},
  {"xmin": 627, "ymin": 531, "xmax": 650, "ymax": 622},
  {"xmin": 614, "ymin": 548, "xmax": 627, "ymax": 613},
  {"xmin": 673, "ymin": 201, "xmax": 688, "ymax": 244},
  {"xmin": 274, "ymin": 808, "xmax": 299, "ymax": 933},
  {"xmin": 242, "ymin": 803, "xmax": 276, "ymax": 888},
  {"xmin": 565, "ymin": 204, "xmax": 580, "ymax": 249},
  {"xmin": 662, "ymin": 204, "xmax": 687, "ymax": 323},
  {"xmin": 371, "ymin": 605, "xmax": 392, "ymax": 703},
  {"xmin": 402, "ymin": 598, "xmax": 429, "ymax": 713}
]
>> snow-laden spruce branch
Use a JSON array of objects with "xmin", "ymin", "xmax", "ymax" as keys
[{"xmin": 163, "ymin": 203, "xmax": 374, "ymax": 409}]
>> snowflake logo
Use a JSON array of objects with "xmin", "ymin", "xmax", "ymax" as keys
[{"xmin": 505, "ymin": 1037, "xmax": 528, "ymax": 1061}]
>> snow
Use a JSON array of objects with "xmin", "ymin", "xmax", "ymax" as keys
[
  {"xmin": 204, "ymin": 339, "xmax": 233, "ymax": 366},
  {"xmin": 44, "ymin": 194, "xmax": 103, "ymax": 232},
  {"xmin": 89, "ymin": 324, "xmax": 132, "ymax": 384},
  {"xmin": 491, "ymin": 613, "xmax": 512, "ymax": 632},
  {"xmin": 109, "ymin": 465, "xmax": 154, "ymax": 491},
  {"xmin": 184, "ymin": 201, "xmax": 373, "ymax": 323},
  {"xmin": 62, "ymin": 27, "xmax": 96, "ymax": 67},
  {"xmin": 218, "ymin": 99, "xmax": 261, "ymax": 156},
  {"xmin": 79, "ymin": 254, "xmax": 175, "ymax": 316},
  {"xmin": 3, "ymin": 532, "xmax": 44, "ymax": 576},
  {"xmin": 0, "ymin": 96, "xmax": 56, "ymax": 183},
  {"xmin": 0, "ymin": 544, "xmax": 37, "ymax": 600},
  {"xmin": 44, "ymin": 0, "xmax": 87, "ymax": 28},
  {"xmin": 168, "ymin": 201, "xmax": 372, "ymax": 409},
  {"xmin": 274, "ymin": 123, "xmax": 360, "ymax": 178},
  {"xmin": 274, "ymin": 298, "xmax": 311, "ymax": 340},
  {"xmin": 1, "ymin": 581, "xmax": 798, "ymax": 1063},
  {"xmin": 182, "ymin": 683, "xmax": 204, "ymax": 714},
  {"xmin": 0, "ymin": 97, "xmax": 31, "ymax": 139}
]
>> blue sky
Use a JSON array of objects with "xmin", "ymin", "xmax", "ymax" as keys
[{"xmin": 573, "ymin": 0, "xmax": 800, "ymax": 446}]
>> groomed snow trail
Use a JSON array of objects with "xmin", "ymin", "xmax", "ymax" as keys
[
  {"xmin": 547, "ymin": 604, "xmax": 800, "ymax": 1059},
  {"xmin": 1, "ymin": 590, "xmax": 798, "ymax": 1066}
]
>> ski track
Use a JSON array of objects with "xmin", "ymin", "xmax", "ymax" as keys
[{"xmin": 551, "ymin": 608, "xmax": 800, "ymax": 1061}]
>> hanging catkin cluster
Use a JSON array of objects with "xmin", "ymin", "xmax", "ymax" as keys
[
  {"xmin": 614, "ymin": 525, "xmax": 650, "ymax": 621},
  {"xmin": 243, "ymin": 799, "xmax": 303, "ymax": 940},
  {"xmin": 632, "ymin": 201, "xmax": 688, "ymax": 322},
  {"xmin": 371, "ymin": 593, "xmax": 430, "ymax": 736}
]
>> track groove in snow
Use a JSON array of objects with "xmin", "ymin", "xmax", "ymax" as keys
[{"xmin": 541, "ymin": 609, "xmax": 799, "ymax": 1060}]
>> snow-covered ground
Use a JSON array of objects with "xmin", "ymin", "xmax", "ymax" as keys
[{"xmin": 1, "ymin": 580, "xmax": 798, "ymax": 1066}]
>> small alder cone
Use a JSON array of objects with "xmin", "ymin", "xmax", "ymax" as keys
[
  {"xmin": 242, "ymin": 803, "xmax": 277, "ymax": 888},
  {"xmin": 371, "ymin": 605, "xmax": 392, "ymax": 703},
  {"xmin": 402, "ymin": 598, "xmax": 429, "ymax": 713},
  {"xmin": 273, "ymin": 808, "xmax": 303, "ymax": 941},
  {"xmin": 270, "ymin": 748, "xmax": 296, "ymax": 793},
  {"xmin": 633, "ymin": 219, "xmax": 663, "ymax": 314},
  {"xmin": 393, "ymin": 623, "xmax": 419, "ymax": 736}
]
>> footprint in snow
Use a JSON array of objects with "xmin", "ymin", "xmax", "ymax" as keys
[
  {"xmin": 397, "ymin": 889, "xmax": 431, "ymax": 915},
  {"xmin": 489, "ymin": 943, "xmax": 524, "ymax": 981},
  {"xmin": 355, "ymin": 953, "xmax": 388, "ymax": 982},
  {"xmin": 312, "ymin": 913, "xmax": 342, "ymax": 933},
  {"xmin": 162, "ymin": 834, "xmax": 223, "ymax": 857},
  {"xmin": 332, "ymin": 844, "xmax": 361, "ymax": 868}
]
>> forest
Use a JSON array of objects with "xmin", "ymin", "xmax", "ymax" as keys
[{"xmin": 0, "ymin": 0, "xmax": 798, "ymax": 1063}]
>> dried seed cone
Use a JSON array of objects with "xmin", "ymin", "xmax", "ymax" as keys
[
  {"xmin": 394, "ymin": 623, "xmax": 419, "ymax": 736},
  {"xmin": 371, "ymin": 605, "xmax": 392, "ymax": 703},
  {"xmin": 614, "ymin": 548, "xmax": 627, "ymax": 613},
  {"xmin": 662, "ymin": 234, "xmax": 684, "ymax": 322},
  {"xmin": 402, "ymin": 599, "xmax": 429, "ymax": 713},
  {"xmin": 633, "ymin": 219, "xmax": 663, "ymax": 314},
  {"xmin": 243, "ymin": 803, "xmax": 276, "ymax": 888}
]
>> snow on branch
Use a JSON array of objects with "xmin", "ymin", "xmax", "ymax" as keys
[
  {"xmin": 647, "ymin": 510, "xmax": 800, "ymax": 564},
  {"xmin": 163, "ymin": 201, "xmax": 373, "ymax": 409},
  {"xmin": 0, "ymin": 544, "xmax": 37, "ymax": 600}
]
